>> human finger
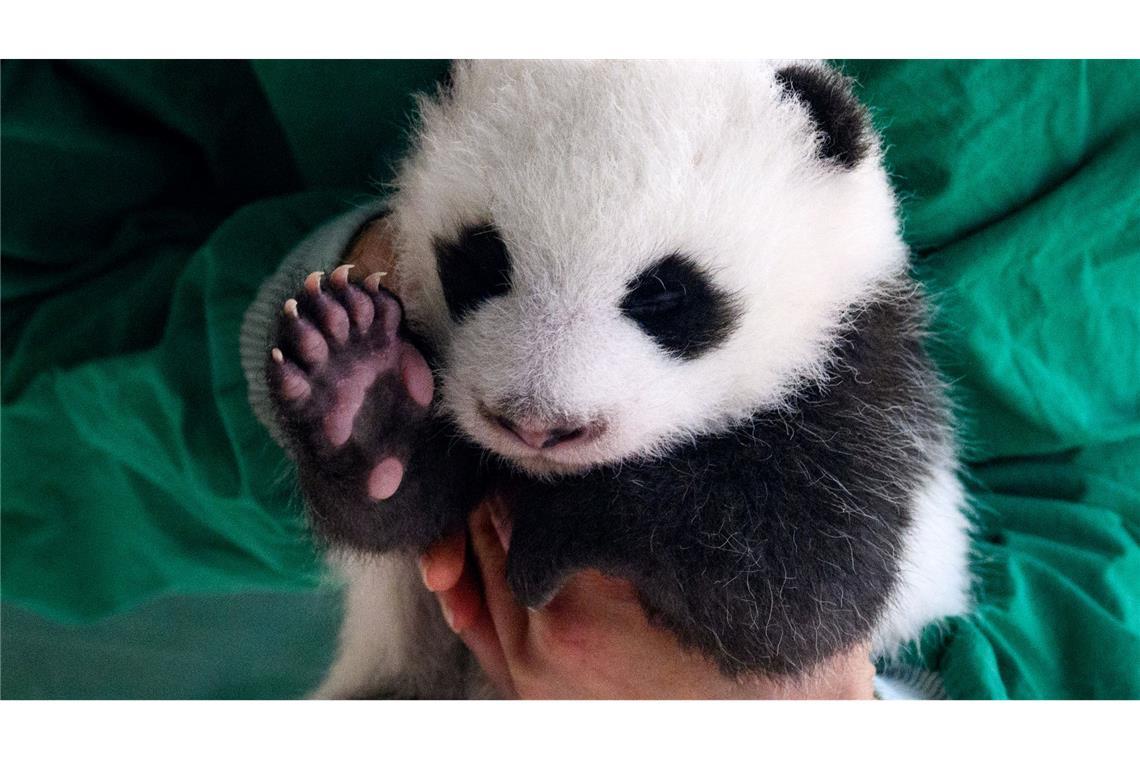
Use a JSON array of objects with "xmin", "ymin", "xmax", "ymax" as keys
[{"xmin": 418, "ymin": 529, "xmax": 467, "ymax": 592}]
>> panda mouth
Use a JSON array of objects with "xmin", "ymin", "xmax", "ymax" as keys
[
  {"xmin": 490, "ymin": 413, "xmax": 593, "ymax": 450},
  {"xmin": 475, "ymin": 401, "xmax": 608, "ymax": 467}
]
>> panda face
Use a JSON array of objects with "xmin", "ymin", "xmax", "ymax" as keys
[
  {"xmin": 427, "ymin": 220, "xmax": 746, "ymax": 476},
  {"xmin": 388, "ymin": 60, "xmax": 909, "ymax": 476}
]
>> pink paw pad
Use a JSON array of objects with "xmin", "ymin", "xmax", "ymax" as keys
[
  {"xmin": 268, "ymin": 268, "xmax": 434, "ymax": 504},
  {"xmin": 368, "ymin": 458, "xmax": 405, "ymax": 501},
  {"xmin": 400, "ymin": 347, "xmax": 434, "ymax": 407}
]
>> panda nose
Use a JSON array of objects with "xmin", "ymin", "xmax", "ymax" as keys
[{"xmin": 492, "ymin": 415, "xmax": 593, "ymax": 450}]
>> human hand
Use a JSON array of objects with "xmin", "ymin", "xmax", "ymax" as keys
[{"xmin": 418, "ymin": 496, "xmax": 875, "ymax": 699}]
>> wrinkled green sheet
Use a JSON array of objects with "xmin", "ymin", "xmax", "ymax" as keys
[{"xmin": 2, "ymin": 60, "xmax": 1137, "ymax": 699}]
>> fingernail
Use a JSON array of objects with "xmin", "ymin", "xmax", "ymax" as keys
[
  {"xmin": 417, "ymin": 555, "xmax": 433, "ymax": 589},
  {"xmin": 439, "ymin": 598, "xmax": 457, "ymax": 633}
]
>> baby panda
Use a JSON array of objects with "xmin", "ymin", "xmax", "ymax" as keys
[{"xmin": 253, "ymin": 60, "xmax": 972, "ymax": 698}]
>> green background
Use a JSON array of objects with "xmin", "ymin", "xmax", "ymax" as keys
[{"xmin": 2, "ymin": 60, "xmax": 1137, "ymax": 698}]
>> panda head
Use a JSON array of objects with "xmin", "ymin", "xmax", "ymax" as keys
[{"xmin": 387, "ymin": 60, "xmax": 909, "ymax": 477}]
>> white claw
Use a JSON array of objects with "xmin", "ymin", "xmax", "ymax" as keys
[
  {"xmin": 283, "ymin": 299, "xmax": 299, "ymax": 319},
  {"xmin": 330, "ymin": 263, "xmax": 355, "ymax": 288},
  {"xmin": 304, "ymin": 271, "xmax": 324, "ymax": 294},
  {"xmin": 271, "ymin": 347, "xmax": 285, "ymax": 364},
  {"xmin": 364, "ymin": 272, "xmax": 387, "ymax": 292}
]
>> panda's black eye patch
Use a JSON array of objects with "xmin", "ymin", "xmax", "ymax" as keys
[
  {"xmin": 620, "ymin": 254, "xmax": 741, "ymax": 360},
  {"xmin": 434, "ymin": 223, "xmax": 512, "ymax": 322}
]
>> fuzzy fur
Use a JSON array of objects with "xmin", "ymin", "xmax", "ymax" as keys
[
  {"xmin": 392, "ymin": 60, "xmax": 910, "ymax": 478},
  {"xmin": 271, "ymin": 60, "xmax": 972, "ymax": 696}
]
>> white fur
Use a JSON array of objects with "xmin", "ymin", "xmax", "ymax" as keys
[
  {"xmin": 311, "ymin": 60, "xmax": 971, "ymax": 696},
  {"xmin": 390, "ymin": 60, "xmax": 909, "ymax": 476},
  {"xmin": 312, "ymin": 550, "xmax": 482, "ymax": 698},
  {"xmin": 873, "ymin": 460, "xmax": 974, "ymax": 655}
]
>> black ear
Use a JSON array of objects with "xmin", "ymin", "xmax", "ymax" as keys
[{"xmin": 775, "ymin": 64, "xmax": 871, "ymax": 170}]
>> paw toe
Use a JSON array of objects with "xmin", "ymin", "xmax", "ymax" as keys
[
  {"xmin": 372, "ymin": 293, "xmax": 402, "ymax": 338},
  {"xmin": 271, "ymin": 354, "xmax": 312, "ymax": 403},
  {"xmin": 339, "ymin": 283, "xmax": 376, "ymax": 333},
  {"xmin": 297, "ymin": 281, "xmax": 351, "ymax": 347},
  {"xmin": 361, "ymin": 275, "xmax": 401, "ymax": 339},
  {"xmin": 286, "ymin": 316, "xmax": 329, "ymax": 366},
  {"xmin": 317, "ymin": 300, "xmax": 351, "ymax": 345}
]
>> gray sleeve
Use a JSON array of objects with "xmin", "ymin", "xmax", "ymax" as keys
[{"xmin": 239, "ymin": 200, "xmax": 389, "ymax": 448}]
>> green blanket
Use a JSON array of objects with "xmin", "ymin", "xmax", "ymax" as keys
[{"xmin": 2, "ymin": 60, "xmax": 1137, "ymax": 699}]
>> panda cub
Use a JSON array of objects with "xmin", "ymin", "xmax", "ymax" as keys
[{"xmin": 259, "ymin": 60, "xmax": 972, "ymax": 697}]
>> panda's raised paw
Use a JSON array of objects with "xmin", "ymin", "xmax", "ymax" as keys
[{"xmin": 267, "ymin": 266, "xmax": 434, "ymax": 508}]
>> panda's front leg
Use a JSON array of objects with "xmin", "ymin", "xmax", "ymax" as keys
[
  {"xmin": 502, "ymin": 486, "xmax": 613, "ymax": 610},
  {"xmin": 502, "ymin": 475, "xmax": 660, "ymax": 611},
  {"xmin": 501, "ymin": 470, "xmax": 783, "ymax": 677},
  {"xmin": 266, "ymin": 265, "xmax": 482, "ymax": 554}
]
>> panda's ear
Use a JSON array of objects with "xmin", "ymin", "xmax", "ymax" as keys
[{"xmin": 775, "ymin": 64, "xmax": 871, "ymax": 170}]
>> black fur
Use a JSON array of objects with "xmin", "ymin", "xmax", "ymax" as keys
[
  {"xmin": 434, "ymin": 223, "xmax": 513, "ymax": 322},
  {"xmin": 268, "ymin": 282, "xmax": 483, "ymax": 554},
  {"xmin": 502, "ymin": 281, "xmax": 949, "ymax": 675},
  {"xmin": 271, "ymin": 270, "xmax": 947, "ymax": 675},
  {"xmin": 775, "ymin": 65, "xmax": 871, "ymax": 170},
  {"xmin": 620, "ymin": 253, "xmax": 743, "ymax": 360},
  {"xmin": 297, "ymin": 414, "xmax": 481, "ymax": 554}
]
